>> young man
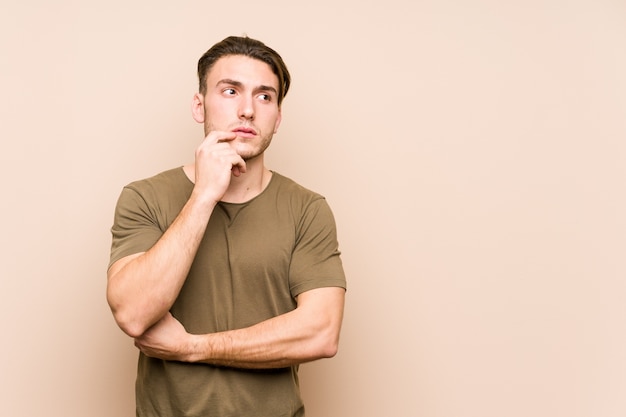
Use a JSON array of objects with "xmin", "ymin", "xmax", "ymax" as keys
[{"xmin": 106, "ymin": 36, "xmax": 346, "ymax": 416}]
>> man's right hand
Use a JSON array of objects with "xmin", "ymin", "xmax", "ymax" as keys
[{"xmin": 193, "ymin": 131, "xmax": 246, "ymax": 204}]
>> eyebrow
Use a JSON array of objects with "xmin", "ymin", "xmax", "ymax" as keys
[{"xmin": 216, "ymin": 79, "xmax": 278, "ymax": 96}]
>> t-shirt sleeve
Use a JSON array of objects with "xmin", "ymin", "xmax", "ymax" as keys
[
  {"xmin": 289, "ymin": 198, "xmax": 347, "ymax": 297},
  {"xmin": 108, "ymin": 185, "xmax": 164, "ymax": 269}
]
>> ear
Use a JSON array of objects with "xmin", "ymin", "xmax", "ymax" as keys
[
  {"xmin": 191, "ymin": 93, "xmax": 205, "ymax": 123},
  {"xmin": 273, "ymin": 107, "xmax": 282, "ymax": 134}
]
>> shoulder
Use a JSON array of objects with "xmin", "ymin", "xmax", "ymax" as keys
[
  {"xmin": 267, "ymin": 172, "xmax": 337, "ymax": 225},
  {"xmin": 125, "ymin": 167, "xmax": 189, "ymax": 194},
  {"xmin": 270, "ymin": 172, "xmax": 325, "ymax": 203},
  {"xmin": 116, "ymin": 167, "xmax": 192, "ymax": 215}
]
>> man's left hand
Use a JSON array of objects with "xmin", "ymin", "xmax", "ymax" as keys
[{"xmin": 134, "ymin": 312, "xmax": 191, "ymax": 362}]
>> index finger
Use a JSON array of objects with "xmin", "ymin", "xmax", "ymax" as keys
[{"xmin": 205, "ymin": 130, "xmax": 237, "ymax": 144}]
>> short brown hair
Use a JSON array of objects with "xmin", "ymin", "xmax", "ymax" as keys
[{"xmin": 197, "ymin": 36, "xmax": 291, "ymax": 106}]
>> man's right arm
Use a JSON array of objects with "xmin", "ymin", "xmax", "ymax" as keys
[
  {"xmin": 106, "ymin": 191, "xmax": 217, "ymax": 338},
  {"xmin": 106, "ymin": 130, "xmax": 244, "ymax": 338}
]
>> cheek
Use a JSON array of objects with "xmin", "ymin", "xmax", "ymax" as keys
[{"xmin": 204, "ymin": 106, "xmax": 231, "ymax": 129}]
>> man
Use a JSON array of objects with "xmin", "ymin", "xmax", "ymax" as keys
[{"xmin": 106, "ymin": 35, "xmax": 346, "ymax": 416}]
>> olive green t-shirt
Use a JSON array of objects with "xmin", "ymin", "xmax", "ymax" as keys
[{"xmin": 109, "ymin": 167, "xmax": 346, "ymax": 417}]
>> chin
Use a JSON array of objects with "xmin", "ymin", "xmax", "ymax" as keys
[
  {"xmin": 236, "ymin": 140, "xmax": 271, "ymax": 161},
  {"xmin": 241, "ymin": 152, "xmax": 263, "ymax": 162},
  {"xmin": 235, "ymin": 146, "xmax": 262, "ymax": 161}
]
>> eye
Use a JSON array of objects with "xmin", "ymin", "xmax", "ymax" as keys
[
  {"xmin": 223, "ymin": 88, "xmax": 236, "ymax": 96},
  {"xmin": 258, "ymin": 93, "xmax": 271, "ymax": 102}
]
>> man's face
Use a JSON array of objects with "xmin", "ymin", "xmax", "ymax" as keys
[{"xmin": 193, "ymin": 55, "xmax": 282, "ymax": 161}]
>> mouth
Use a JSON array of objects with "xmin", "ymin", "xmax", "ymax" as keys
[{"xmin": 232, "ymin": 126, "xmax": 257, "ymax": 138}]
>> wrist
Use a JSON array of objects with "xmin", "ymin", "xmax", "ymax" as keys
[
  {"xmin": 188, "ymin": 189, "xmax": 220, "ymax": 213},
  {"xmin": 186, "ymin": 334, "xmax": 209, "ymax": 363}
]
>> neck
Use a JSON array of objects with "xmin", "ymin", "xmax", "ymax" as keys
[{"xmin": 222, "ymin": 161, "xmax": 272, "ymax": 203}]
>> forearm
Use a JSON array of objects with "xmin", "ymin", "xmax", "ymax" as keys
[
  {"xmin": 135, "ymin": 287, "xmax": 345, "ymax": 369},
  {"xmin": 107, "ymin": 193, "xmax": 217, "ymax": 337},
  {"xmin": 190, "ymin": 308, "xmax": 338, "ymax": 369}
]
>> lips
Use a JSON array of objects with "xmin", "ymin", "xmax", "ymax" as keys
[{"xmin": 232, "ymin": 126, "xmax": 257, "ymax": 137}]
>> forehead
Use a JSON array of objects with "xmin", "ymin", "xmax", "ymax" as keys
[{"xmin": 206, "ymin": 55, "xmax": 279, "ymax": 89}]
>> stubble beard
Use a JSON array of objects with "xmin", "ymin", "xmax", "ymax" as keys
[
  {"xmin": 205, "ymin": 121, "xmax": 274, "ymax": 162},
  {"xmin": 241, "ymin": 133, "xmax": 273, "ymax": 162}
]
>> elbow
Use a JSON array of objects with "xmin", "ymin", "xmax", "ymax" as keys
[
  {"xmin": 318, "ymin": 344, "xmax": 338, "ymax": 360},
  {"xmin": 309, "ymin": 328, "xmax": 341, "ymax": 360},
  {"xmin": 304, "ymin": 311, "xmax": 343, "ymax": 360},
  {"xmin": 106, "ymin": 285, "xmax": 153, "ymax": 338},
  {"xmin": 113, "ymin": 312, "xmax": 149, "ymax": 339},
  {"xmin": 319, "ymin": 336, "xmax": 340, "ymax": 359},
  {"xmin": 109, "ymin": 305, "xmax": 148, "ymax": 338},
  {"xmin": 107, "ymin": 295, "xmax": 149, "ymax": 338}
]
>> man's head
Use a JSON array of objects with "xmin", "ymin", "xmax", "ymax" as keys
[
  {"xmin": 197, "ymin": 36, "xmax": 291, "ymax": 107},
  {"xmin": 191, "ymin": 37, "xmax": 288, "ymax": 162}
]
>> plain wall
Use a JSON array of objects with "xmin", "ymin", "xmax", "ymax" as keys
[{"xmin": 1, "ymin": 1, "xmax": 625, "ymax": 416}]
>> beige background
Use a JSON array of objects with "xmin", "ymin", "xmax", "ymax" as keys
[{"xmin": 1, "ymin": 1, "xmax": 625, "ymax": 416}]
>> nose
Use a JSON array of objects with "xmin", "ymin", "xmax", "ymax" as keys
[{"xmin": 239, "ymin": 96, "xmax": 255, "ymax": 120}]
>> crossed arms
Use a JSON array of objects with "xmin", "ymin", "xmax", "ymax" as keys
[{"xmin": 106, "ymin": 183, "xmax": 345, "ymax": 370}]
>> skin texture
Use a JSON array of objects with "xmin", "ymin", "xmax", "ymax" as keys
[{"xmin": 107, "ymin": 55, "xmax": 345, "ymax": 369}]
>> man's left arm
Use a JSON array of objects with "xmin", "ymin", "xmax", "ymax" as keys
[{"xmin": 134, "ymin": 286, "xmax": 346, "ymax": 369}]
